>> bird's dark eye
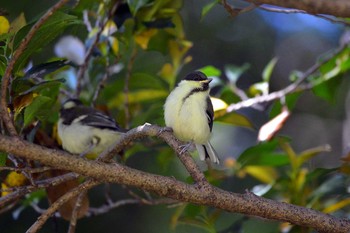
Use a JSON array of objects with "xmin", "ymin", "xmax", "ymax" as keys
[{"xmin": 184, "ymin": 71, "xmax": 208, "ymax": 81}]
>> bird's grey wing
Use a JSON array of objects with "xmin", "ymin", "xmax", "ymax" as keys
[
  {"xmin": 80, "ymin": 111, "xmax": 124, "ymax": 132},
  {"xmin": 206, "ymin": 97, "xmax": 214, "ymax": 131}
]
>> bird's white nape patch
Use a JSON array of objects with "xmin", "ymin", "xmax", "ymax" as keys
[{"xmin": 63, "ymin": 100, "xmax": 78, "ymax": 109}]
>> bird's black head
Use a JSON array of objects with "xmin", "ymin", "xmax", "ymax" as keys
[{"xmin": 184, "ymin": 71, "xmax": 208, "ymax": 81}]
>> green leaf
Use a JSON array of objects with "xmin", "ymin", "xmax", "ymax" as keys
[
  {"xmin": 0, "ymin": 152, "xmax": 7, "ymax": 166},
  {"xmin": 148, "ymin": 30, "xmax": 173, "ymax": 54},
  {"xmin": 312, "ymin": 75, "xmax": 342, "ymax": 103},
  {"xmin": 215, "ymin": 111, "xmax": 254, "ymax": 129},
  {"xmin": 224, "ymin": 63, "xmax": 250, "ymax": 84},
  {"xmin": 130, "ymin": 72, "xmax": 168, "ymax": 90},
  {"xmin": 13, "ymin": 11, "xmax": 81, "ymax": 73},
  {"xmin": 23, "ymin": 95, "xmax": 54, "ymax": 126},
  {"xmin": 199, "ymin": 65, "xmax": 221, "ymax": 77},
  {"xmin": 127, "ymin": 0, "xmax": 152, "ymax": 15},
  {"xmin": 269, "ymin": 92, "xmax": 301, "ymax": 118},
  {"xmin": 19, "ymin": 79, "xmax": 64, "ymax": 96},
  {"xmin": 238, "ymin": 139, "xmax": 289, "ymax": 167},
  {"xmin": 201, "ymin": 0, "xmax": 219, "ymax": 19},
  {"xmin": 297, "ymin": 144, "xmax": 331, "ymax": 167},
  {"xmin": 262, "ymin": 57, "xmax": 278, "ymax": 82},
  {"xmin": 21, "ymin": 189, "xmax": 46, "ymax": 206}
]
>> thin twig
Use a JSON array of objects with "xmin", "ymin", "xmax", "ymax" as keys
[
  {"xmin": 88, "ymin": 197, "xmax": 178, "ymax": 216},
  {"xmin": 226, "ymin": 44, "xmax": 348, "ymax": 112},
  {"xmin": 0, "ymin": 0, "xmax": 70, "ymax": 136},
  {"xmin": 68, "ymin": 191, "xmax": 87, "ymax": 233},
  {"xmin": 26, "ymin": 179, "xmax": 99, "ymax": 233},
  {"xmin": 0, "ymin": 166, "xmax": 53, "ymax": 173},
  {"xmin": 258, "ymin": 5, "xmax": 350, "ymax": 26},
  {"xmin": 0, "ymin": 172, "xmax": 79, "ymax": 210}
]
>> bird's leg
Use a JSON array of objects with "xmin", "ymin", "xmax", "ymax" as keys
[{"xmin": 179, "ymin": 142, "xmax": 194, "ymax": 155}]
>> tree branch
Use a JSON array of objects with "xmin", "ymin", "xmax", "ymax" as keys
[
  {"xmin": 245, "ymin": 0, "xmax": 350, "ymax": 18},
  {"xmin": 0, "ymin": 125, "xmax": 349, "ymax": 233}
]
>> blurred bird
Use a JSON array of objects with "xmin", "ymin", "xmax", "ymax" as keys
[{"xmin": 57, "ymin": 99, "xmax": 125, "ymax": 158}]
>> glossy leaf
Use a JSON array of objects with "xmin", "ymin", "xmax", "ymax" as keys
[
  {"xmin": 244, "ymin": 166, "xmax": 278, "ymax": 184},
  {"xmin": 23, "ymin": 95, "xmax": 54, "ymax": 126},
  {"xmin": 258, "ymin": 107, "xmax": 290, "ymax": 141},
  {"xmin": 238, "ymin": 139, "xmax": 289, "ymax": 167},
  {"xmin": 215, "ymin": 111, "xmax": 254, "ymax": 128},
  {"xmin": 297, "ymin": 144, "xmax": 331, "ymax": 167},
  {"xmin": 199, "ymin": 65, "xmax": 221, "ymax": 77},
  {"xmin": 269, "ymin": 92, "xmax": 301, "ymax": 118}
]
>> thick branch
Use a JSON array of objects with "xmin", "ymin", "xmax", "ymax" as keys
[
  {"xmin": 246, "ymin": 0, "xmax": 350, "ymax": 18},
  {"xmin": 0, "ymin": 127, "xmax": 349, "ymax": 232}
]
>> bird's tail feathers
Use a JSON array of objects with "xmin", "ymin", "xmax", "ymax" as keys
[{"xmin": 195, "ymin": 142, "xmax": 219, "ymax": 164}]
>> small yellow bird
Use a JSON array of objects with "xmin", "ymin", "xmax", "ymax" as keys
[{"xmin": 164, "ymin": 71, "xmax": 219, "ymax": 164}]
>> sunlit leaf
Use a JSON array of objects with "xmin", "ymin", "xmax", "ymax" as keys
[
  {"xmin": 244, "ymin": 166, "xmax": 278, "ymax": 184},
  {"xmin": 249, "ymin": 81, "xmax": 269, "ymax": 96},
  {"xmin": 258, "ymin": 107, "xmax": 290, "ymax": 142},
  {"xmin": 201, "ymin": 0, "xmax": 219, "ymax": 20},
  {"xmin": 295, "ymin": 168, "xmax": 307, "ymax": 193},
  {"xmin": 135, "ymin": 28, "xmax": 158, "ymax": 49},
  {"xmin": 159, "ymin": 63, "xmax": 174, "ymax": 84},
  {"xmin": 215, "ymin": 111, "xmax": 254, "ymax": 128},
  {"xmin": 211, "ymin": 97, "xmax": 227, "ymax": 112},
  {"xmin": 323, "ymin": 198, "xmax": 350, "ymax": 214},
  {"xmin": 9, "ymin": 13, "xmax": 26, "ymax": 35},
  {"xmin": 297, "ymin": 144, "xmax": 331, "ymax": 167},
  {"xmin": 262, "ymin": 57, "xmax": 278, "ymax": 82},
  {"xmin": 199, "ymin": 65, "xmax": 221, "ymax": 77},
  {"xmin": 13, "ymin": 92, "xmax": 38, "ymax": 119}
]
